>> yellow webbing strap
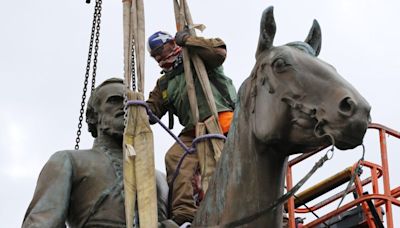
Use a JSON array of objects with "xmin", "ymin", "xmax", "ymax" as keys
[
  {"xmin": 123, "ymin": 91, "xmax": 157, "ymax": 227},
  {"xmin": 122, "ymin": 0, "xmax": 157, "ymax": 227},
  {"xmin": 173, "ymin": 0, "xmax": 225, "ymax": 195}
]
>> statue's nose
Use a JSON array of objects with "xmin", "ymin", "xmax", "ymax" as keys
[{"xmin": 338, "ymin": 97, "xmax": 355, "ymax": 117}]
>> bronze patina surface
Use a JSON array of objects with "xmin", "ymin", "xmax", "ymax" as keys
[
  {"xmin": 193, "ymin": 6, "xmax": 371, "ymax": 227},
  {"xmin": 22, "ymin": 78, "xmax": 170, "ymax": 228}
]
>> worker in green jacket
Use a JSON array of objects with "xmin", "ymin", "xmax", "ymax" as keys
[{"xmin": 146, "ymin": 30, "xmax": 237, "ymax": 225}]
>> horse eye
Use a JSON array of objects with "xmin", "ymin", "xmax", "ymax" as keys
[{"xmin": 272, "ymin": 58, "xmax": 289, "ymax": 73}]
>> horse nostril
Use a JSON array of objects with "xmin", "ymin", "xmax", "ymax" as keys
[{"xmin": 339, "ymin": 97, "xmax": 355, "ymax": 116}]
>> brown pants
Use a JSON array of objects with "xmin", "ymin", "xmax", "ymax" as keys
[{"xmin": 165, "ymin": 135, "xmax": 198, "ymax": 225}]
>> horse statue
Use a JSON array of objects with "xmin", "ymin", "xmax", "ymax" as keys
[{"xmin": 192, "ymin": 6, "xmax": 371, "ymax": 227}]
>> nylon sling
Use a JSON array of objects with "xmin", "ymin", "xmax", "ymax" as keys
[
  {"xmin": 122, "ymin": 0, "xmax": 158, "ymax": 227},
  {"xmin": 172, "ymin": 0, "xmax": 225, "ymax": 193}
]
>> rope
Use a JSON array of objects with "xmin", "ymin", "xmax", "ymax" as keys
[
  {"xmin": 288, "ymin": 144, "xmax": 365, "ymax": 227},
  {"xmin": 126, "ymin": 100, "xmax": 226, "ymax": 156},
  {"xmin": 336, "ymin": 144, "xmax": 365, "ymax": 210},
  {"xmin": 223, "ymin": 146, "xmax": 335, "ymax": 228},
  {"xmin": 292, "ymin": 193, "xmax": 331, "ymax": 227},
  {"xmin": 126, "ymin": 100, "xmax": 227, "ymax": 218}
]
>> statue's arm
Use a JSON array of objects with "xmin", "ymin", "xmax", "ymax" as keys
[{"xmin": 22, "ymin": 151, "xmax": 73, "ymax": 228}]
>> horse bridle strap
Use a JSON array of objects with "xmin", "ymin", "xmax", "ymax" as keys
[{"xmin": 222, "ymin": 147, "xmax": 334, "ymax": 228}]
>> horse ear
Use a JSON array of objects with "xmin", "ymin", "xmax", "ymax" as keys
[
  {"xmin": 256, "ymin": 6, "xmax": 276, "ymax": 58},
  {"xmin": 305, "ymin": 20, "xmax": 322, "ymax": 56}
]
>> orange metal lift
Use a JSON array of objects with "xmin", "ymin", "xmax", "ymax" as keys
[{"xmin": 286, "ymin": 123, "xmax": 400, "ymax": 228}]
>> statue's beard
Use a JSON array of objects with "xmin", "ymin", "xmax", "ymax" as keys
[{"xmin": 98, "ymin": 114, "xmax": 125, "ymax": 139}]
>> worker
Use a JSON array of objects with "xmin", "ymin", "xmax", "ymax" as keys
[{"xmin": 146, "ymin": 30, "xmax": 237, "ymax": 225}]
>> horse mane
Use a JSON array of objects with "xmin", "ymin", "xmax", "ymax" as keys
[
  {"xmin": 193, "ymin": 7, "xmax": 370, "ymax": 226},
  {"xmin": 286, "ymin": 41, "xmax": 318, "ymax": 56},
  {"xmin": 241, "ymin": 41, "xmax": 318, "ymax": 121},
  {"xmin": 239, "ymin": 65, "xmax": 259, "ymax": 119}
]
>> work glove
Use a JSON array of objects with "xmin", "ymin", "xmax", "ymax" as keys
[{"xmin": 175, "ymin": 29, "xmax": 191, "ymax": 46}]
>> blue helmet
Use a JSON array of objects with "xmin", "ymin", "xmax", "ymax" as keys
[{"xmin": 147, "ymin": 31, "xmax": 174, "ymax": 53}]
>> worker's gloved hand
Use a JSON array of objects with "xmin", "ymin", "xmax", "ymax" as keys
[{"xmin": 175, "ymin": 29, "xmax": 191, "ymax": 46}]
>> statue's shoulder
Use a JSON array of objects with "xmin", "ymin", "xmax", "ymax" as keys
[
  {"xmin": 47, "ymin": 149, "xmax": 94, "ymax": 164},
  {"xmin": 51, "ymin": 149, "xmax": 92, "ymax": 156},
  {"xmin": 48, "ymin": 150, "xmax": 72, "ymax": 160}
]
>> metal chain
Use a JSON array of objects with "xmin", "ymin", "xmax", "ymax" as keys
[
  {"xmin": 131, "ymin": 40, "xmax": 136, "ymax": 91},
  {"xmin": 75, "ymin": 0, "xmax": 102, "ymax": 150},
  {"xmin": 91, "ymin": 0, "xmax": 102, "ymax": 92},
  {"xmin": 123, "ymin": 92, "xmax": 129, "ymax": 128}
]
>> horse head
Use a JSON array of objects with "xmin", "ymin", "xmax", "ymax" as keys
[
  {"xmin": 194, "ymin": 7, "xmax": 372, "ymax": 227},
  {"xmin": 242, "ymin": 6, "xmax": 371, "ymax": 153}
]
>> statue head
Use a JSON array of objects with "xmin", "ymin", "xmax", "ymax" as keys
[{"xmin": 86, "ymin": 78, "xmax": 125, "ymax": 139}]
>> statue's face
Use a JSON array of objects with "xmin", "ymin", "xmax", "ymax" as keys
[{"xmin": 94, "ymin": 82, "xmax": 125, "ymax": 138}]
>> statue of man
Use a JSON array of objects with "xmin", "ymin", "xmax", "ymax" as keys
[{"xmin": 22, "ymin": 78, "xmax": 170, "ymax": 228}]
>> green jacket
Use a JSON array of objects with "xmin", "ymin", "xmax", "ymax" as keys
[
  {"xmin": 147, "ymin": 36, "xmax": 237, "ymax": 134},
  {"xmin": 147, "ymin": 64, "xmax": 237, "ymax": 133}
]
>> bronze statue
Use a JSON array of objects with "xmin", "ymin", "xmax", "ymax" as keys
[
  {"xmin": 193, "ymin": 6, "xmax": 371, "ymax": 227},
  {"xmin": 22, "ymin": 78, "xmax": 169, "ymax": 228}
]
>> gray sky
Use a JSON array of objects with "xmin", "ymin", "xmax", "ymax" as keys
[{"xmin": 1, "ymin": 0, "xmax": 399, "ymax": 227}]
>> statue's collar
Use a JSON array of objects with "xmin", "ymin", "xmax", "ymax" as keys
[{"xmin": 92, "ymin": 137, "xmax": 122, "ymax": 155}]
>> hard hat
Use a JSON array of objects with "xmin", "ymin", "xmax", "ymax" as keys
[{"xmin": 147, "ymin": 31, "xmax": 174, "ymax": 53}]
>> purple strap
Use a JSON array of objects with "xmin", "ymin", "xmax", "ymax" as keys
[
  {"xmin": 127, "ymin": 100, "xmax": 194, "ymax": 154},
  {"xmin": 126, "ymin": 100, "xmax": 227, "ymax": 154},
  {"xmin": 127, "ymin": 100, "xmax": 227, "ymax": 210}
]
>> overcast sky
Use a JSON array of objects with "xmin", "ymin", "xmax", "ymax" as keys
[{"xmin": 1, "ymin": 0, "xmax": 399, "ymax": 227}]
